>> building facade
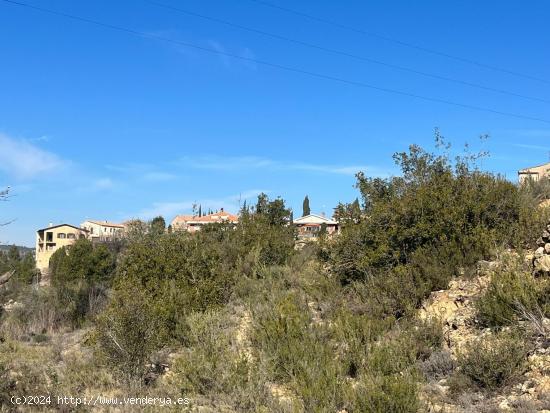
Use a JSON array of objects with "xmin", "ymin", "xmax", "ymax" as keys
[
  {"xmin": 171, "ymin": 209, "xmax": 239, "ymax": 233},
  {"xmin": 80, "ymin": 220, "xmax": 125, "ymax": 241},
  {"xmin": 35, "ymin": 224, "xmax": 88, "ymax": 271},
  {"xmin": 293, "ymin": 214, "xmax": 339, "ymax": 239},
  {"xmin": 518, "ymin": 162, "xmax": 550, "ymax": 183}
]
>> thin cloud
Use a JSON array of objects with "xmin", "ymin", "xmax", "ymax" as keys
[
  {"xmin": 510, "ymin": 129, "xmax": 550, "ymax": 138},
  {"xmin": 179, "ymin": 155, "xmax": 391, "ymax": 177},
  {"xmin": 143, "ymin": 172, "xmax": 178, "ymax": 182},
  {"xmin": 0, "ymin": 133, "xmax": 65, "ymax": 180},
  {"xmin": 92, "ymin": 178, "xmax": 115, "ymax": 190},
  {"xmin": 208, "ymin": 40, "xmax": 231, "ymax": 68},
  {"xmin": 105, "ymin": 163, "xmax": 180, "ymax": 183},
  {"xmin": 180, "ymin": 155, "xmax": 274, "ymax": 170},
  {"xmin": 511, "ymin": 143, "xmax": 550, "ymax": 151}
]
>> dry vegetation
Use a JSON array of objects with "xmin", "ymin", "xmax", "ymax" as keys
[{"xmin": 1, "ymin": 137, "xmax": 550, "ymax": 412}]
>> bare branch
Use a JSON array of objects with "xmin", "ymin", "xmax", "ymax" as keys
[{"xmin": 0, "ymin": 270, "xmax": 15, "ymax": 286}]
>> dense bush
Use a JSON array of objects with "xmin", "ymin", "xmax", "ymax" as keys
[
  {"xmin": 453, "ymin": 332, "xmax": 528, "ymax": 392},
  {"xmin": 327, "ymin": 137, "xmax": 541, "ymax": 323},
  {"xmin": 331, "ymin": 141, "xmax": 527, "ymax": 282},
  {"xmin": 94, "ymin": 281, "xmax": 166, "ymax": 384},
  {"xmin": 476, "ymin": 257, "xmax": 550, "ymax": 327},
  {"xmin": 48, "ymin": 239, "xmax": 115, "ymax": 327},
  {"xmin": 50, "ymin": 239, "xmax": 115, "ymax": 287}
]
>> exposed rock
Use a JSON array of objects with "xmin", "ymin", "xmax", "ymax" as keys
[
  {"xmin": 420, "ymin": 251, "xmax": 550, "ymax": 412},
  {"xmin": 535, "ymin": 255, "xmax": 550, "ymax": 273},
  {"xmin": 2, "ymin": 299, "xmax": 22, "ymax": 312}
]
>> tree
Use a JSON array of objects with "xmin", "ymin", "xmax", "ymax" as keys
[
  {"xmin": 151, "ymin": 216, "xmax": 166, "ymax": 235},
  {"xmin": 302, "ymin": 195, "xmax": 311, "ymax": 217},
  {"xmin": 49, "ymin": 238, "xmax": 116, "ymax": 325},
  {"xmin": 50, "ymin": 238, "xmax": 115, "ymax": 286},
  {"xmin": 333, "ymin": 198, "xmax": 362, "ymax": 225},
  {"xmin": 198, "ymin": 204, "xmax": 202, "ymax": 217},
  {"xmin": 256, "ymin": 193, "xmax": 269, "ymax": 215}
]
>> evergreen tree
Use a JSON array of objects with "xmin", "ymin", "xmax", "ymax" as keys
[
  {"xmin": 302, "ymin": 195, "xmax": 311, "ymax": 217},
  {"xmin": 198, "ymin": 204, "xmax": 202, "ymax": 217},
  {"xmin": 256, "ymin": 193, "xmax": 269, "ymax": 215},
  {"xmin": 151, "ymin": 216, "xmax": 166, "ymax": 235}
]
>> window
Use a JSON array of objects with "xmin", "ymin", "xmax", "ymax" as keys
[
  {"xmin": 57, "ymin": 233, "xmax": 66, "ymax": 239},
  {"xmin": 46, "ymin": 232, "xmax": 53, "ymax": 242},
  {"xmin": 67, "ymin": 233, "xmax": 76, "ymax": 240}
]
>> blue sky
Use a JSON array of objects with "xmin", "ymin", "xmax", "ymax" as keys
[{"xmin": 1, "ymin": 0, "xmax": 550, "ymax": 246}]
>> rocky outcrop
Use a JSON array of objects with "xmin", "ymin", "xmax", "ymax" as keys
[
  {"xmin": 419, "ymin": 256, "xmax": 550, "ymax": 412},
  {"xmin": 532, "ymin": 223, "xmax": 550, "ymax": 275}
]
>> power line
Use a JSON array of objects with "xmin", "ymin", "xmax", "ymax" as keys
[
  {"xmin": 2, "ymin": 0, "xmax": 550, "ymax": 125},
  {"xmin": 247, "ymin": 0, "xmax": 550, "ymax": 85},
  {"xmin": 146, "ymin": 0, "xmax": 550, "ymax": 105}
]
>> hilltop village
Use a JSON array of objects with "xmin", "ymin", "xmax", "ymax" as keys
[
  {"xmin": 32, "ymin": 161, "xmax": 550, "ymax": 276},
  {"xmin": 35, "ymin": 209, "xmax": 339, "ymax": 275}
]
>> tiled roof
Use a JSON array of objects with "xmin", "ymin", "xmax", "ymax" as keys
[{"xmin": 37, "ymin": 224, "xmax": 89, "ymax": 233}]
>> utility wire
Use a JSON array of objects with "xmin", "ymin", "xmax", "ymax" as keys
[
  {"xmin": 2, "ymin": 0, "xmax": 549, "ymax": 124},
  {"xmin": 146, "ymin": 0, "xmax": 550, "ymax": 105},
  {"xmin": 248, "ymin": 0, "xmax": 550, "ymax": 85}
]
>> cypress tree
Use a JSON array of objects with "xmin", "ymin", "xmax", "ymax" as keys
[{"xmin": 302, "ymin": 195, "xmax": 311, "ymax": 217}]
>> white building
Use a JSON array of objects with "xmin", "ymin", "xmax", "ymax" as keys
[
  {"xmin": 518, "ymin": 162, "xmax": 550, "ymax": 183},
  {"xmin": 80, "ymin": 220, "xmax": 125, "ymax": 241},
  {"xmin": 293, "ymin": 214, "xmax": 339, "ymax": 239}
]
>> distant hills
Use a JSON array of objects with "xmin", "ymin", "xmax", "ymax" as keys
[{"xmin": 0, "ymin": 244, "xmax": 34, "ymax": 255}]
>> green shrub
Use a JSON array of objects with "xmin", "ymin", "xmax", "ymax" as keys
[
  {"xmin": 476, "ymin": 259, "xmax": 547, "ymax": 327},
  {"xmin": 348, "ymin": 374, "xmax": 420, "ymax": 413},
  {"xmin": 252, "ymin": 292, "xmax": 314, "ymax": 382},
  {"xmin": 327, "ymin": 137, "xmax": 537, "ymax": 329},
  {"xmin": 50, "ymin": 239, "xmax": 115, "ymax": 287},
  {"xmin": 46, "ymin": 239, "xmax": 115, "ymax": 327},
  {"xmin": 94, "ymin": 282, "xmax": 167, "ymax": 384},
  {"xmin": 170, "ymin": 309, "xmax": 249, "ymax": 397},
  {"xmin": 455, "ymin": 332, "xmax": 528, "ymax": 391}
]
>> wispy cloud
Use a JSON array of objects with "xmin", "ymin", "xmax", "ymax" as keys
[
  {"xmin": 143, "ymin": 172, "xmax": 178, "ymax": 182},
  {"xmin": 179, "ymin": 155, "xmax": 391, "ymax": 177},
  {"xmin": 509, "ymin": 129, "xmax": 550, "ymax": 138},
  {"xmin": 208, "ymin": 40, "xmax": 231, "ymax": 68},
  {"xmin": 92, "ymin": 178, "xmax": 115, "ymax": 190},
  {"xmin": 105, "ymin": 163, "xmax": 181, "ymax": 183},
  {"xmin": 511, "ymin": 143, "xmax": 550, "ymax": 151},
  {"xmin": 0, "ymin": 133, "xmax": 65, "ymax": 180},
  {"xmin": 207, "ymin": 40, "xmax": 257, "ymax": 70}
]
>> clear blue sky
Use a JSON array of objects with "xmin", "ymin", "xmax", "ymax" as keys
[{"xmin": 1, "ymin": 0, "xmax": 549, "ymax": 246}]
